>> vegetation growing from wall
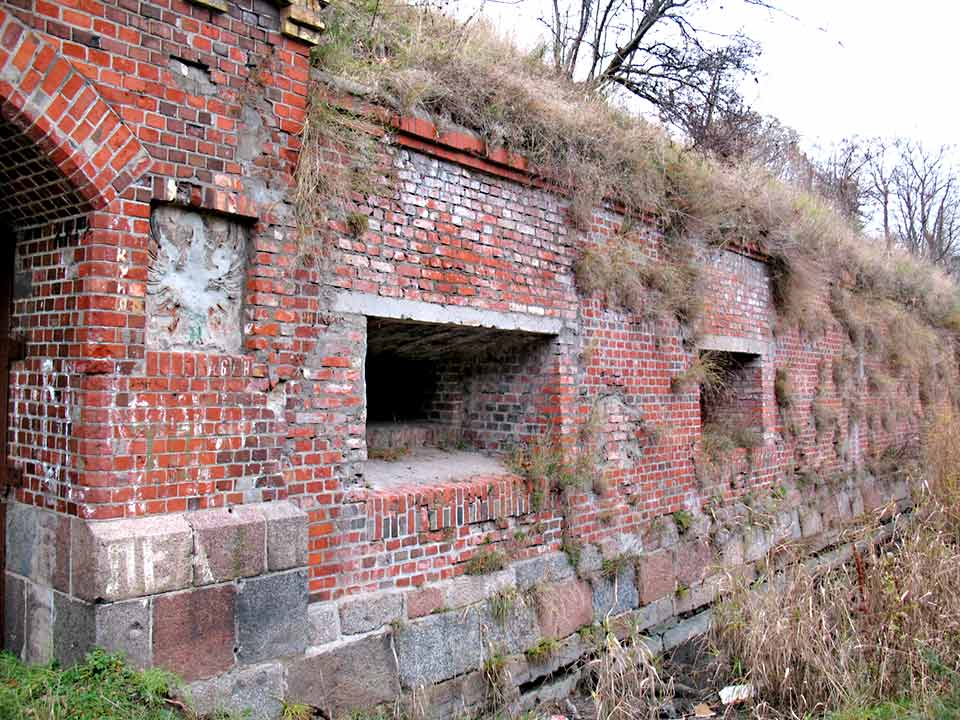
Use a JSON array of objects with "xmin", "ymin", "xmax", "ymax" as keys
[
  {"xmin": 289, "ymin": 9, "xmax": 960, "ymax": 615},
  {"xmin": 301, "ymin": 0, "xmax": 960, "ymax": 348}
]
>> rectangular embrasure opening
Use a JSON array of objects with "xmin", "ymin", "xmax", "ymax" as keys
[
  {"xmin": 700, "ymin": 350, "xmax": 764, "ymax": 445},
  {"xmin": 362, "ymin": 316, "xmax": 557, "ymax": 489}
]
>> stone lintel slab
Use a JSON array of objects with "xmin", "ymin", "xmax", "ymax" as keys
[
  {"xmin": 332, "ymin": 291, "xmax": 564, "ymax": 335},
  {"xmin": 699, "ymin": 333, "xmax": 771, "ymax": 357},
  {"xmin": 71, "ymin": 514, "xmax": 193, "ymax": 603}
]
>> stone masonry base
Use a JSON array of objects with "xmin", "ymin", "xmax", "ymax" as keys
[{"xmin": 3, "ymin": 469, "xmax": 910, "ymax": 719}]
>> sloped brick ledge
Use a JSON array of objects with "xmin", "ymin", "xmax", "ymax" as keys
[{"xmin": 0, "ymin": 8, "xmax": 151, "ymax": 212}]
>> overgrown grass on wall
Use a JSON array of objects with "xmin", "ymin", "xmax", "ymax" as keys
[{"xmin": 300, "ymin": 2, "xmax": 960, "ymax": 356}]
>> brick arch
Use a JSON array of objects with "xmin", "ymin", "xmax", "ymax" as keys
[{"xmin": 0, "ymin": 9, "xmax": 150, "ymax": 221}]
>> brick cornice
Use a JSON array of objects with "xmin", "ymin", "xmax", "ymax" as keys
[{"xmin": 318, "ymin": 81, "xmax": 772, "ymax": 261}]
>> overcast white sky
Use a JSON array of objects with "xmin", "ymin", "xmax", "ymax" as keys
[{"xmin": 451, "ymin": 1, "xmax": 958, "ymax": 151}]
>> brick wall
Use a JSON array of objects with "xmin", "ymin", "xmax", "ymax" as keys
[{"xmin": 0, "ymin": 0, "xmax": 938, "ymax": 606}]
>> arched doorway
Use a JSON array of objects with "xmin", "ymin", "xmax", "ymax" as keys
[{"xmin": 0, "ymin": 8, "xmax": 148, "ymax": 646}]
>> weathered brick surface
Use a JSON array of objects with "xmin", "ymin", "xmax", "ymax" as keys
[
  {"xmin": 0, "ymin": 0, "xmax": 940, "ymax": 691},
  {"xmin": 153, "ymin": 585, "xmax": 236, "ymax": 682}
]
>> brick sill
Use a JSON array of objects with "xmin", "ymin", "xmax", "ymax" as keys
[{"xmin": 344, "ymin": 472, "xmax": 535, "ymax": 542}]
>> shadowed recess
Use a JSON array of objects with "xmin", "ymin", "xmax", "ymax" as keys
[{"xmin": 0, "ymin": 114, "xmax": 90, "ymax": 226}]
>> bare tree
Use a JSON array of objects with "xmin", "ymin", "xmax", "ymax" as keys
[
  {"xmin": 808, "ymin": 139, "xmax": 871, "ymax": 227},
  {"xmin": 889, "ymin": 142, "xmax": 960, "ymax": 266},
  {"xmin": 864, "ymin": 139, "xmax": 896, "ymax": 249},
  {"xmin": 541, "ymin": 0, "xmax": 775, "ymax": 149}
]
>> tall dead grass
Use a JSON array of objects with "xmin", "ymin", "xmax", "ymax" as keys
[
  {"xmin": 589, "ymin": 632, "xmax": 675, "ymax": 720},
  {"xmin": 710, "ymin": 411, "xmax": 960, "ymax": 718}
]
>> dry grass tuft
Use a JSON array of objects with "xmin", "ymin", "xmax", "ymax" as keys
[
  {"xmin": 922, "ymin": 409, "xmax": 960, "ymax": 530},
  {"xmin": 774, "ymin": 368, "xmax": 794, "ymax": 411},
  {"xmin": 589, "ymin": 631, "xmax": 675, "ymax": 720},
  {"xmin": 710, "ymin": 411, "xmax": 960, "ymax": 718},
  {"xmin": 293, "ymin": 96, "xmax": 386, "ymax": 257},
  {"xmin": 811, "ymin": 399, "xmax": 839, "ymax": 437},
  {"xmin": 671, "ymin": 351, "xmax": 728, "ymax": 395},
  {"xmin": 575, "ymin": 238, "xmax": 702, "ymax": 327}
]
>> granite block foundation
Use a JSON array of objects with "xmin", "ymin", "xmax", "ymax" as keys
[{"xmin": 0, "ymin": 0, "xmax": 949, "ymax": 716}]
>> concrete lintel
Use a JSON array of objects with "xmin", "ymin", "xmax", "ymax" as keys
[
  {"xmin": 699, "ymin": 334, "xmax": 770, "ymax": 357},
  {"xmin": 332, "ymin": 292, "xmax": 563, "ymax": 335}
]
